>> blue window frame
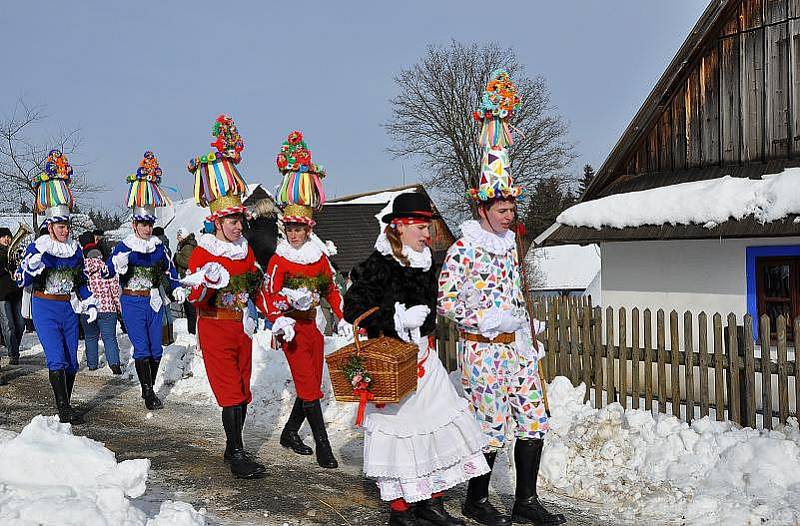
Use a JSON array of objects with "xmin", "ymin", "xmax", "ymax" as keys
[{"xmin": 746, "ymin": 244, "xmax": 800, "ymax": 338}]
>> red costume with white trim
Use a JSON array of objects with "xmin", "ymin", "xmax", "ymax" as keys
[
  {"xmin": 188, "ymin": 234, "xmax": 267, "ymax": 407},
  {"xmin": 265, "ymin": 239, "xmax": 343, "ymax": 401}
]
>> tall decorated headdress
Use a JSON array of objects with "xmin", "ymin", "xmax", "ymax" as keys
[
  {"xmin": 469, "ymin": 69, "xmax": 523, "ymax": 202},
  {"xmin": 275, "ymin": 130, "xmax": 326, "ymax": 226},
  {"xmin": 188, "ymin": 114, "xmax": 248, "ymax": 222},
  {"xmin": 34, "ymin": 149, "xmax": 74, "ymax": 225},
  {"xmin": 126, "ymin": 150, "xmax": 171, "ymax": 222}
]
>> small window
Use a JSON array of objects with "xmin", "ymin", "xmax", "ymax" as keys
[{"xmin": 755, "ymin": 256, "xmax": 800, "ymax": 338}]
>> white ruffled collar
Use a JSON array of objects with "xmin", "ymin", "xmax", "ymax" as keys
[
  {"xmin": 34, "ymin": 235, "xmax": 78, "ymax": 258},
  {"xmin": 374, "ymin": 232, "xmax": 432, "ymax": 271},
  {"xmin": 198, "ymin": 233, "xmax": 249, "ymax": 261},
  {"xmin": 276, "ymin": 239, "xmax": 323, "ymax": 265},
  {"xmin": 123, "ymin": 234, "xmax": 161, "ymax": 254},
  {"xmin": 460, "ymin": 220, "xmax": 516, "ymax": 255}
]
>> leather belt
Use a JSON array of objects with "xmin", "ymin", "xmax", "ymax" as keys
[
  {"xmin": 461, "ymin": 331, "xmax": 516, "ymax": 344},
  {"xmin": 33, "ymin": 291, "xmax": 70, "ymax": 302},
  {"xmin": 199, "ymin": 308, "xmax": 243, "ymax": 321},
  {"xmin": 123, "ymin": 289, "xmax": 151, "ymax": 297},
  {"xmin": 286, "ymin": 309, "xmax": 316, "ymax": 321}
]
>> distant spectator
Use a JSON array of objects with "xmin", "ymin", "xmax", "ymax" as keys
[
  {"xmin": 93, "ymin": 229, "xmax": 112, "ymax": 259},
  {"xmin": 244, "ymin": 198, "xmax": 279, "ymax": 271},
  {"xmin": 78, "ymin": 230, "xmax": 95, "ymax": 253},
  {"xmin": 0, "ymin": 227, "xmax": 24, "ymax": 365},
  {"xmin": 81, "ymin": 248, "xmax": 123, "ymax": 374},
  {"xmin": 173, "ymin": 227, "xmax": 197, "ymax": 334},
  {"xmin": 153, "ymin": 226, "xmax": 170, "ymax": 253}
]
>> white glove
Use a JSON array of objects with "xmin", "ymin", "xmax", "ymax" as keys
[
  {"xmin": 27, "ymin": 252, "xmax": 43, "ymax": 270},
  {"xmin": 85, "ymin": 305, "xmax": 98, "ymax": 324},
  {"xmin": 272, "ymin": 316, "xmax": 296, "ymax": 342},
  {"xmin": 172, "ymin": 287, "xmax": 187, "ymax": 304},
  {"xmin": 396, "ymin": 303, "xmax": 430, "ymax": 330},
  {"xmin": 244, "ymin": 316, "xmax": 257, "ymax": 338},
  {"xmin": 337, "ymin": 319, "xmax": 353, "ymax": 340},
  {"xmin": 111, "ymin": 251, "xmax": 131, "ymax": 275},
  {"xmin": 282, "ymin": 287, "xmax": 314, "ymax": 311},
  {"xmin": 477, "ymin": 308, "xmax": 502, "ymax": 338},
  {"xmin": 497, "ymin": 311, "xmax": 524, "ymax": 333},
  {"xmin": 200, "ymin": 262, "xmax": 230, "ymax": 289}
]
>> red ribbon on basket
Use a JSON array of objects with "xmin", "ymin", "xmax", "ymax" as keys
[{"xmin": 354, "ymin": 381, "xmax": 374, "ymax": 427}]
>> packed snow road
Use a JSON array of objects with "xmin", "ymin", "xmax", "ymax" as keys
[{"xmin": 0, "ymin": 351, "xmax": 605, "ymax": 526}]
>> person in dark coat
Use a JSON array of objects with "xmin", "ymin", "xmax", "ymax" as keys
[
  {"xmin": 0, "ymin": 227, "xmax": 25, "ymax": 365},
  {"xmin": 173, "ymin": 227, "xmax": 198, "ymax": 334},
  {"xmin": 243, "ymin": 197, "xmax": 279, "ymax": 271}
]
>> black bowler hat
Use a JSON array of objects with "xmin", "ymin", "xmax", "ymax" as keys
[{"xmin": 381, "ymin": 192, "xmax": 440, "ymax": 223}]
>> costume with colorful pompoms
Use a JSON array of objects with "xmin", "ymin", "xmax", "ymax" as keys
[
  {"xmin": 33, "ymin": 150, "xmax": 74, "ymax": 215},
  {"xmin": 126, "ymin": 151, "xmax": 171, "ymax": 210},
  {"xmin": 275, "ymin": 131, "xmax": 326, "ymax": 213}
]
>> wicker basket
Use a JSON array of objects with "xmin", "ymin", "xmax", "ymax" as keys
[{"xmin": 326, "ymin": 307, "xmax": 419, "ymax": 404}]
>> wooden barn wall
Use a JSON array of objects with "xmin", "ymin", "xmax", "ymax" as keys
[{"xmin": 618, "ymin": 0, "xmax": 800, "ymax": 176}]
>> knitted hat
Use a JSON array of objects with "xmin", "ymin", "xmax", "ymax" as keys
[
  {"xmin": 34, "ymin": 149, "xmax": 74, "ymax": 225},
  {"xmin": 275, "ymin": 130, "xmax": 326, "ymax": 227},
  {"xmin": 188, "ymin": 114, "xmax": 249, "ymax": 222},
  {"xmin": 126, "ymin": 150, "xmax": 171, "ymax": 222},
  {"xmin": 469, "ymin": 70, "xmax": 523, "ymax": 202}
]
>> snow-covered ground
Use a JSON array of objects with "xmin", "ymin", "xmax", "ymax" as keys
[{"xmin": 7, "ymin": 317, "xmax": 800, "ymax": 525}]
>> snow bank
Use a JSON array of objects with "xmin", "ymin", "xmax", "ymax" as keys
[
  {"xmin": 557, "ymin": 168, "xmax": 800, "ymax": 230},
  {"xmin": 0, "ymin": 416, "xmax": 206, "ymax": 526},
  {"xmin": 543, "ymin": 376, "xmax": 800, "ymax": 525}
]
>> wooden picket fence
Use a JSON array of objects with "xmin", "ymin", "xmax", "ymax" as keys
[{"xmin": 531, "ymin": 296, "xmax": 800, "ymax": 429}]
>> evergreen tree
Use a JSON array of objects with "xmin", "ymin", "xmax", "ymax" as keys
[
  {"xmin": 579, "ymin": 163, "xmax": 595, "ymax": 196},
  {"xmin": 523, "ymin": 176, "xmax": 567, "ymax": 238}
]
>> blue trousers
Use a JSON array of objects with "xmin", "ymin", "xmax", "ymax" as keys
[
  {"xmin": 0, "ymin": 295, "xmax": 25, "ymax": 358},
  {"xmin": 31, "ymin": 296, "xmax": 79, "ymax": 373},
  {"xmin": 80, "ymin": 312, "xmax": 121, "ymax": 367},
  {"xmin": 120, "ymin": 294, "xmax": 163, "ymax": 360}
]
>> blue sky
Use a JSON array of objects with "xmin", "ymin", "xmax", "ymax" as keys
[{"xmin": 1, "ymin": 1, "xmax": 707, "ymax": 209}]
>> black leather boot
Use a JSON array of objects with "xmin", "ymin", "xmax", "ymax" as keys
[
  {"xmin": 389, "ymin": 509, "xmax": 419, "ymax": 526},
  {"xmin": 416, "ymin": 496, "xmax": 465, "ymax": 525},
  {"xmin": 65, "ymin": 371, "xmax": 76, "ymax": 399},
  {"xmin": 221, "ymin": 405, "xmax": 266, "ymax": 479},
  {"xmin": 48, "ymin": 369, "xmax": 72, "ymax": 424},
  {"xmin": 512, "ymin": 439, "xmax": 566, "ymax": 525},
  {"xmin": 280, "ymin": 397, "xmax": 313, "ymax": 455},
  {"xmin": 303, "ymin": 400, "xmax": 338, "ymax": 468},
  {"xmin": 135, "ymin": 359, "xmax": 162, "ymax": 410},
  {"xmin": 224, "ymin": 402, "xmax": 258, "ymax": 462},
  {"xmin": 462, "ymin": 452, "xmax": 511, "ymax": 526},
  {"xmin": 149, "ymin": 358, "xmax": 160, "ymax": 384}
]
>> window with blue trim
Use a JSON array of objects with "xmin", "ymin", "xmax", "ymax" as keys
[{"xmin": 746, "ymin": 245, "xmax": 800, "ymax": 339}]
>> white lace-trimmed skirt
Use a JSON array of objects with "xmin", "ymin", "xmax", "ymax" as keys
[{"xmin": 363, "ymin": 339, "xmax": 490, "ymax": 502}]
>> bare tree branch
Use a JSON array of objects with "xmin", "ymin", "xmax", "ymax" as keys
[{"xmin": 384, "ymin": 41, "xmax": 576, "ymax": 225}]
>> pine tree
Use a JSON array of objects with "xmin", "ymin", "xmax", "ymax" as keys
[
  {"xmin": 579, "ymin": 164, "xmax": 595, "ymax": 196},
  {"xmin": 523, "ymin": 176, "xmax": 567, "ymax": 238}
]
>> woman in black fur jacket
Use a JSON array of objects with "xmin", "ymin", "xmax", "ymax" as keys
[{"xmin": 344, "ymin": 193, "xmax": 489, "ymax": 526}]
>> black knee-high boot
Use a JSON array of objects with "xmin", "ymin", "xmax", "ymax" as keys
[
  {"xmin": 225, "ymin": 401, "xmax": 258, "ymax": 462},
  {"xmin": 303, "ymin": 400, "xmax": 338, "ymax": 468},
  {"xmin": 462, "ymin": 451, "xmax": 511, "ymax": 526},
  {"xmin": 148, "ymin": 358, "xmax": 160, "ymax": 385},
  {"xmin": 48, "ymin": 369, "xmax": 72, "ymax": 424},
  {"xmin": 416, "ymin": 494, "xmax": 465, "ymax": 526},
  {"xmin": 511, "ymin": 439, "xmax": 566, "ymax": 525},
  {"xmin": 221, "ymin": 405, "xmax": 266, "ymax": 479},
  {"xmin": 280, "ymin": 397, "xmax": 313, "ymax": 455},
  {"xmin": 134, "ymin": 358, "xmax": 162, "ymax": 410}
]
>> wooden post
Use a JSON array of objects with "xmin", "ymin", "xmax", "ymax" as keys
[
  {"xmin": 570, "ymin": 302, "xmax": 580, "ymax": 386},
  {"xmin": 795, "ymin": 317, "xmax": 800, "ymax": 420},
  {"xmin": 547, "ymin": 297, "xmax": 558, "ymax": 381},
  {"xmin": 698, "ymin": 312, "xmax": 710, "ymax": 418},
  {"xmin": 684, "ymin": 311, "xmax": 695, "ymax": 423},
  {"xmin": 559, "ymin": 297, "xmax": 570, "ymax": 377},
  {"xmin": 776, "ymin": 315, "xmax": 789, "ymax": 425},
  {"xmin": 632, "ymin": 308, "xmax": 641, "ymax": 410},
  {"xmin": 743, "ymin": 315, "xmax": 756, "ymax": 428},
  {"xmin": 644, "ymin": 309, "xmax": 654, "ymax": 411},
  {"xmin": 670, "ymin": 310, "xmax": 681, "ymax": 418},
  {"xmin": 725, "ymin": 316, "xmax": 742, "ymax": 426},
  {"xmin": 657, "ymin": 309, "xmax": 667, "ymax": 414},
  {"xmin": 759, "ymin": 315, "xmax": 772, "ymax": 430},
  {"xmin": 581, "ymin": 305, "xmax": 592, "ymax": 403},
  {"xmin": 593, "ymin": 306, "xmax": 603, "ymax": 409},
  {"xmin": 713, "ymin": 314, "xmax": 725, "ymax": 421},
  {"xmin": 619, "ymin": 307, "xmax": 628, "ymax": 409},
  {"xmin": 606, "ymin": 306, "xmax": 615, "ymax": 405}
]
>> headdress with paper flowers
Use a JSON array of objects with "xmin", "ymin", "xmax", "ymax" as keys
[
  {"xmin": 275, "ymin": 130, "xmax": 326, "ymax": 226},
  {"xmin": 188, "ymin": 114, "xmax": 249, "ymax": 222},
  {"xmin": 126, "ymin": 150, "xmax": 171, "ymax": 222},
  {"xmin": 33, "ymin": 149, "xmax": 74, "ymax": 224},
  {"xmin": 469, "ymin": 70, "xmax": 523, "ymax": 203}
]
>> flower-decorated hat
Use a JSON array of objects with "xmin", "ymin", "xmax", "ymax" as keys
[
  {"xmin": 188, "ymin": 114, "xmax": 249, "ymax": 222},
  {"xmin": 126, "ymin": 150, "xmax": 171, "ymax": 222},
  {"xmin": 275, "ymin": 130, "xmax": 326, "ymax": 227},
  {"xmin": 469, "ymin": 70, "xmax": 523, "ymax": 202},
  {"xmin": 34, "ymin": 149, "xmax": 74, "ymax": 225}
]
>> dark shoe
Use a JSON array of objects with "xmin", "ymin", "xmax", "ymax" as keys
[
  {"xmin": 416, "ymin": 497, "xmax": 465, "ymax": 526},
  {"xmin": 512, "ymin": 439, "xmax": 566, "ymax": 525},
  {"xmin": 135, "ymin": 359, "xmax": 162, "ymax": 410},
  {"xmin": 48, "ymin": 369, "xmax": 73, "ymax": 424},
  {"xmin": 222, "ymin": 405, "xmax": 266, "ymax": 479},
  {"xmin": 9, "ymin": 355, "xmax": 19, "ymax": 365},
  {"xmin": 303, "ymin": 400, "xmax": 338, "ymax": 468},
  {"xmin": 462, "ymin": 452, "xmax": 511, "ymax": 526},
  {"xmin": 280, "ymin": 397, "xmax": 313, "ymax": 455},
  {"xmin": 389, "ymin": 509, "xmax": 419, "ymax": 526},
  {"xmin": 110, "ymin": 364, "xmax": 122, "ymax": 375}
]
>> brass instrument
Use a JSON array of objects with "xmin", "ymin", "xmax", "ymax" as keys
[{"xmin": 7, "ymin": 222, "xmax": 34, "ymax": 274}]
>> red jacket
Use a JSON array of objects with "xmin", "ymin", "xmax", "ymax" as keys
[{"xmin": 264, "ymin": 249, "xmax": 343, "ymax": 323}]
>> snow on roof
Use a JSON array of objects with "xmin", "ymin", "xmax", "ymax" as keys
[
  {"xmin": 558, "ymin": 168, "xmax": 800, "ymax": 230},
  {"xmin": 327, "ymin": 189, "xmax": 416, "ymax": 206},
  {"xmin": 528, "ymin": 243, "xmax": 600, "ymax": 290}
]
